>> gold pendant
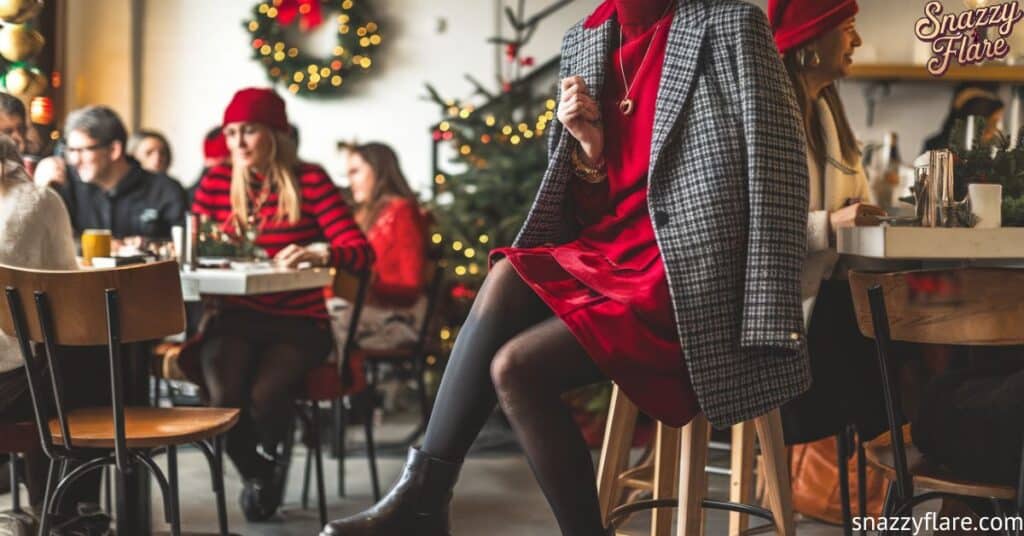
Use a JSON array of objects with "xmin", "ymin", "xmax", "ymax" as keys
[{"xmin": 619, "ymin": 98, "xmax": 634, "ymax": 116}]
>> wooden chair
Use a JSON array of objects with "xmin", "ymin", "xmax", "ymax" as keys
[
  {"xmin": 0, "ymin": 261, "xmax": 239, "ymax": 536},
  {"xmin": 293, "ymin": 267, "xmax": 380, "ymax": 527},
  {"xmin": 597, "ymin": 384, "xmax": 794, "ymax": 536},
  {"xmin": 849, "ymin": 268, "xmax": 1024, "ymax": 525},
  {"xmin": 0, "ymin": 424, "xmax": 42, "ymax": 514}
]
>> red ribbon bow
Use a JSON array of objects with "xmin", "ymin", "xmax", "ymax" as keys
[{"xmin": 276, "ymin": 0, "xmax": 324, "ymax": 32}]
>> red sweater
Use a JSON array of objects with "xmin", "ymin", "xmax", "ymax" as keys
[
  {"xmin": 366, "ymin": 197, "xmax": 427, "ymax": 306},
  {"xmin": 192, "ymin": 163, "xmax": 373, "ymax": 318}
]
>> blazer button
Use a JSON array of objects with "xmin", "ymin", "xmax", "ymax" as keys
[{"xmin": 653, "ymin": 210, "xmax": 670, "ymax": 229}]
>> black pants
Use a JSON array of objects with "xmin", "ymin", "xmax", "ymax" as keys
[
  {"xmin": 782, "ymin": 279, "xmax": 890, "ymax": 444},
  {"xmin": 0, "ymin": 345, "xmax": 108, "ymax": 512},
  {"xmin": 199, "ymin": 309, "xmax": 332, "ymax": 479}
]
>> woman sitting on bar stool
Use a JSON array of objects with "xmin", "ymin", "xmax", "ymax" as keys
[
  {"xmin": 323, "ymin": 0, "xmax": 812, "ymax": 534},
  {"xmin": 335, "ymin": 142, "xmax": 427, "ymax": 352},
  {"xmin": 770, "ymin": 0, "xmax": 892, "ymax": 518},
  {"xmin": 0, "ymin": 130, "xmax": 110, "ymax": 534},
  {"xmin": 188, "ymin": 88, "xmax": 373, "ymax": 521}
]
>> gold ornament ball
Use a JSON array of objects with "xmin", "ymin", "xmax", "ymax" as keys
[
  {"xmin": 5, "ymin": 67, "xmax": 47, "ymax": 99},
  {"xmin": 0, "ymin": 0, "xmax": 42, "ymax": 24},
  {"xmin": 0, "ymin": 24, "xmax": 43, "ymax": 61}
]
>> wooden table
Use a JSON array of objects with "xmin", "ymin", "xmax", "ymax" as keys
[{"xmin": 837, "ymin": 226, "xmax": 1024, "ymax": 262}]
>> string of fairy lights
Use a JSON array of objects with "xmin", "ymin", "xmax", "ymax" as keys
[
  {"xmin": 245, "ymin": 0, "xmax": 382, "ymax": 97},
  {"xmin": 428, "ymin": 97, "xmax": 557, "ymax": 281}
]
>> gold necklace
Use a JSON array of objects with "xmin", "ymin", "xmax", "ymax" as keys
[{"xmin": 617, "ymin": 1, "xmax": 675, "ymax": 116}]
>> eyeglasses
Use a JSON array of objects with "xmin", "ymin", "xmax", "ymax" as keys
[{"xmin": 64, "ymin": 142, "xmax": 111, "ymax": 156}]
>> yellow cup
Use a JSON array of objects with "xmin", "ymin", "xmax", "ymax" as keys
[{"xmin": 81, "ymin": 229, "xmax": 112, "ymax": 266}]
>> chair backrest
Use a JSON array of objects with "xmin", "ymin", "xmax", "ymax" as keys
[
  {"xmin": 0, "ymin": 261, "xmax": 185, "ymax": 464},
  {"xmin": 413, "ymin": 254, "xmax": 445, "ymax": 355},
  {"xmin": 331, "ymin": 267, "xmax": 370, "ymax": 385},
  {"xmin": 849, "ymin": 268, "xmax": 1024, "ymax": 346},
  {"xmin": 0, "ymin": 261, "xmax": 185, "ymax": 345},
  {"xmin": 848, "ymin": 267, "xmax": 1024, "ymax": 503}
]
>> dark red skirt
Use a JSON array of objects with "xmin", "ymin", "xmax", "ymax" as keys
[{"xmin": 491, "ymin": 243, "xmax": 698, "ymax": 427}]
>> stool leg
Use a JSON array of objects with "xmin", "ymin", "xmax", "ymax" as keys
[
  {"xmin": 677, "ymin": 414, "xmax": 709, "ymax": 536},
  {"xmin": 596, "ymin": 384, "xmax": 639, "ymax": 527},
  {"xmin": 728, "ymin": 421, "xmax": 755, "ymax": 536},
  {"xmin": 753, "ymin": 410, "xmax": 795, "ymax": 536},
  {"xmin": 652, "ymin": 423, "xmax": 681, "ymax": 536}
]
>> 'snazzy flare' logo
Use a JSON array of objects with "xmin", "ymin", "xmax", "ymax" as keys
[{"xmin": 915, "ymin": 1, "xmax": 1024, "ymax": 76}]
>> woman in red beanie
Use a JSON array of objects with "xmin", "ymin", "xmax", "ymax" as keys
[
  {"xmin": 769, "ymin": 0, "xmax": 892, "ymax": 523},
  {"xmin": 191, "ymin": 87, "xmax": 373, "ymax": 521}
]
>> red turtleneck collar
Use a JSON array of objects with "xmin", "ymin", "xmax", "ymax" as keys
[{"xmin": 584, "ymin": 0, "xmax": 674, "ymax": 34}]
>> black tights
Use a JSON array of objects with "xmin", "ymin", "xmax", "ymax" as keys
[
  {"xmin": 421, "ymin": 260, "xmax": 608, "ymax": 536},
  {"xmin": 200, "ymin": 310, "xmax": 331, "ymax": 479}
]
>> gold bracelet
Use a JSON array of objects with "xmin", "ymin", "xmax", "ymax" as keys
[{"xmin": 571, "ymin": 145, "xmax": 607, "ymax": 184}]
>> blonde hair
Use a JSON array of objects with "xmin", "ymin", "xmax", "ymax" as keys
[{"xmin": 229, "ymin": 127, "xmax": 301, "ymax": 227}]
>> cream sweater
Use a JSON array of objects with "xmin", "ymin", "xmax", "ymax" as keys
[
  {"xmin": 0, "ymin": 170, "xmax": 77, "ymax": 373},
  {"xmin": 802, "ymin": 98, "xmax": 871, "ymax": 325}
]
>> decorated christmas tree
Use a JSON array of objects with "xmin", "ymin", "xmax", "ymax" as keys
[{"xmin": 424, "ymin": 0, "xmax": 571, "ymax": 291}]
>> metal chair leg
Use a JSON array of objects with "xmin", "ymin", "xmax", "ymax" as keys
[
  {"xmin": 363, "ymin": 390, "xmax": 381, "ymax": 501},
  {"xmin": 837, "ymin": 428, "xmax": 853, "ymax": 536},
  {"xmin": 302, "ymin": 444, "xmax": 312, "ymax": 509},
  {"xmin": 338, "ymin": 398, "xmax": 348, "ymax": 498},
  {"xmin": 9, "ymin": 454, "xmax": 19, "ymax": 513},
  {"xmin": 311, "ymin": 403, "xmax": 328, "ymax": 527},
  {"xmin": 103, "ymin": 465, "xmax": 112, "ymax": 514},
  {"xmin": 856, "ymin": 433, "xmax": 868, "ymax": 536},
  {"xmin": 168, "ymin": 446, "xmax": 180, "ymax": 535},
  {"xmin": 37, "ymin": 458, "xmax": 58, "ymax": 536},
  {"xmin": 194, "ymin": 438, "xmax": 229, "ymax": 536}
]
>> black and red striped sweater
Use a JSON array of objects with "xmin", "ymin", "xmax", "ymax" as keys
[{"xmin": 192, "ymin": 163, "xmax": 373, "ymax": 319}]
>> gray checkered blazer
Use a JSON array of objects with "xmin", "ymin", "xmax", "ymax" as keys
[{"xmin": 513, "ymin": 0, "xmax": 811, "ymax": 427}]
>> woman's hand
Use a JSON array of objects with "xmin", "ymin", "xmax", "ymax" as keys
[
  {"xmin": 829, "ymin": 203, "xmax": 886, "ymax": 235},
  {"xmin": 273, "ymin": 244, "xmax": 329, "ymax": 269},
  {"xmin": 557, "ymin": 76, "xmax": 604, "ymax": 165}
]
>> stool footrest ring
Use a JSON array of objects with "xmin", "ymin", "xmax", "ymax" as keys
[{"xmin": 608, "ymin": 498, "xmax": 774, "ymax": 529}]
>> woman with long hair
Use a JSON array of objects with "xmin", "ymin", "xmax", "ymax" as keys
[
  {"xmin": 770, "ymin": 0, "xmax": 894, "ymax": 519},
  {"xmin": 338, "ymin": 142, "xmax": 427, "ymax": 350},
  {"xmin": 190, "ymin": 88, "xmax": 373, "ymax": 521}
]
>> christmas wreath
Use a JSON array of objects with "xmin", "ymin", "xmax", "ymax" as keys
[{"xmin": 244, "ymin": 0, "xmax": 382, "ymax": 97}]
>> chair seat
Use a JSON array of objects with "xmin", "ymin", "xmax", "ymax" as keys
[
  {"xmin": 864, "ymin": 432, "xmax": 1016, "ymax": 500},
  {"xmin": 49, "ymin": 407, "xmax": 239, "ymax": 449}
]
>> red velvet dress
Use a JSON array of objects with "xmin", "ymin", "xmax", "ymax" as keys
[{"xmin": 491, "ymin": 2, "xmax": 698, "ymax": 427}]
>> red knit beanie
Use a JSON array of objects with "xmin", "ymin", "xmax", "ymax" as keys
[
  {"xmin": 222, "ymin": 88, "xmax": 289, "ymax": 132},
  {"xmin": 768, "ymin": 0, "xmax": 858, "ymax": 55},
  {"xmin": 203, "ymin": 132, "xmax": 229, "ymax": 160}
]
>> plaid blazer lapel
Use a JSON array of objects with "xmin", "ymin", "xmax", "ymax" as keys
[{"xmin": 650, "ymin": 0, "xmax": 708, "ymax": 177}]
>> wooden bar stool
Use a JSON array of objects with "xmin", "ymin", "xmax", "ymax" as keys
[{"xmin": 597, "ymin": 384, "xmax": 794, "ymax": 536}]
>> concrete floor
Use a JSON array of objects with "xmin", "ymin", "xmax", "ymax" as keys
[
  {"xmin": 157, "ymin": 418, "xmax": 847, "ymax": 536},
  {"xmin": 163, "ymin": 446, "xmax": 846, "ymax": 536}
]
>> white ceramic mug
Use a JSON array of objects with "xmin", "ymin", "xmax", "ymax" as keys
[{"xmin": 968, "ymin": 183, "xmax": 1003, "ymax": 228}]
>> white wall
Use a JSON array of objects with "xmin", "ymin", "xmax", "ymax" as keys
[
  {"xmin": 138, "ymin": 0, "xmax": 595, "ymax": 191},
  {"xmin": 65, "ymin": 0, "xmax": 135, "ymax": 126}
]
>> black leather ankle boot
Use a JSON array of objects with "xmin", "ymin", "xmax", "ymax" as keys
[{"xmin": 320, "ymin": 447, "xmax": 462, "ymax": 536}]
